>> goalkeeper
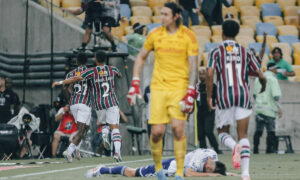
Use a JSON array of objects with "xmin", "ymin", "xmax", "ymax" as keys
[{"xmin": 126, "ymin": 2, "xmax": 198, "ymax": 180}]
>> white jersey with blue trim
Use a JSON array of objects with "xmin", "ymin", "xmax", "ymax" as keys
[
  {"xmin": 184, "ymin": 148, "xmax": 218, "ymax": 173},
  {"xmin": 166, "ymin": 148, "xmax": 218, "ymax": 176}
]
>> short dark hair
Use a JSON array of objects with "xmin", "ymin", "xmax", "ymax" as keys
[
  {"xmin": 95, "ymin": 50, "xmax": 107, "ymax": 63},
  {"xmin": 77, "ymin": 52, "xmax": 88, "ymax": 65},
  {"xmin": 214, "ymin": 161, "xmax": 226, "ymax": 176},
  {"xmin": 222, "ymin": 20, "xmax": 240, "ymax": 38},
  {"xmin": 164, "ymin": 2, "xmax": 182, "ymax": 27},
  {"xmin": 272, "ymin": 47, "xmax": 283, "ymax": 58}
]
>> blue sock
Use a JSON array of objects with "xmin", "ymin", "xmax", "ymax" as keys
[{"xmin": 100, "ymin": 166, "xmax": 126, "ymax": 175}]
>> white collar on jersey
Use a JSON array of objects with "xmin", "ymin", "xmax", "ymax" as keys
[{"xmin": 223, "ymin": 39, "xmax": 236, "ymax": 43}]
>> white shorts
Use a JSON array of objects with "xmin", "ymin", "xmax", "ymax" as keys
[
  {"xmin": 215, "ymin": 107, "xmax": 252, "ymax": 128},
  {"xmin": 55, "ymin": 130, "xmax": 77, "ymax": 141},
  {"xmin": 96, "ymin": 106, "xmax": 120, "ymax": 125},
  {"xmin": 70, "ymin": 104, "xmax": 92, "ymax": 125}
]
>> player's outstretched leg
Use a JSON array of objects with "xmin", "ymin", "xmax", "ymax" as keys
[
  {"xmin": 112, "ymin": 128, "xmax": 122, "ymax": 162},
  {"xmin": 174, "ymin": 136, "xmax": 187, "ymax": 178},
  {"xmin": 239, "ymin": 138, "xmax": 251, "ymax": 180},
  {"xmin": 102, "ymin": 127, "xmax": 110, "ymax": 150}
]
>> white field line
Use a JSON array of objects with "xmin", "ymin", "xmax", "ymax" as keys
[{"xmin": 0, "ymin": 157, "xmax": 162, "ymax": 179}]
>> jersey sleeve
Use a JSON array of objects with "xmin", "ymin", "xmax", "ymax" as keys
[
  {"xmin": 253, "ymin": 78, "xmax": 260, "ymax": 96},
  {"xmin": 247, "ymin": 49, "xmax": 261, "ymax": 73},
  {"xmin": 143, "ymin": 30, "xmax": 155, "ymax": 51},
  {"xmin": 111, "ymin": 66, "xmax": 121, "ymax": 76},
  {"xmin": 65, "ymin": 71, "xmax": 72, "ymax": 80},
  {"xmin": 186, "ymin": 30, "xmax": 199, "ymax": 56},
  {"xmin": 81, "ymin": 68, "xmax": 95, "ymax": 80},
  {"xmin": 207, "ymin": 48, "xmax": 219, "ymax": 69},
  {"xmin": 56, "ymin": 107, "xmax": 64, "ymax": 117},
  {"xmin": 285, "ymin": 61, "xmax": 294, "ymax": 72},
  {"xmin": 186, "ymin": 154, "xmax": 202, "ymax": 172}
]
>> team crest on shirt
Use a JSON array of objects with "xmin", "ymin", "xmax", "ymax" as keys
[
  {"xmin": 76, "ymin": 72, "xmax": 80, "ymax": 76},
  {"xmin": 226, "ymin": 45, "xmax": 233, "ymax": 52},
  {"xmin": 99, "ymin": 70, "xmax": 104, "ymax": 75}
]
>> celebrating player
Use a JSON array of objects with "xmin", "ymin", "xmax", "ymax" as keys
[
  {"xmin": 206, "ymin": 20, "xmax": 267, "ymax": 180},
  {"xmin": 52, "ymin": 53, "xmax": 92, "ymax": 162},
  {"xmin": 54, "ymin": 50, "xmax": 123, "ymax": 162},
  {"xmin": 127, "ymin": 2, "xmax": 198, "ymax": 180},
  {"xmin": 85, "ymin": 148, "xmax": 231, "ymax": 178}
]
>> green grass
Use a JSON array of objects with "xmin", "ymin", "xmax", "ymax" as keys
[{"xmin": 1, "ymin": 153, "xmax": 300, "ymax": 180}]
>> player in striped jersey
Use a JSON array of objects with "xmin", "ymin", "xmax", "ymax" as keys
[
  {"xmin": 206, "ymin": 20, "xmax": 267, "ymax": 180},
  {"xmin": 52, "ymin": 53, "xmax": 92, "ymax": 162},
  {"xmin": 56, "ymin": 50, "xmax": 123, "ymax": 162}
]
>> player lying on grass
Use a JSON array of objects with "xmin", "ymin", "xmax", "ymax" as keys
[{"xmin": 85, "ymin": 148, "xmax": 237, "ymax": 178}]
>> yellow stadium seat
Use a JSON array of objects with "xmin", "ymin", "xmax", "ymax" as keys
[
  {"xmin": 255, "ymin": 0, "xmax": 274, "ymax": 8},
  {"xmin": 151, "ymin": 16, "xmax": 161, "ymax": 23},
  {"xmin": 236, "ymin": 36, "xmax": 256, "ymax": 47},
  {"xmin": 277, "ymin": 25, "xmax": 298, "ymax": 36},
  {"xmin": 130, "ymin": 0, "xmax": 148, "ymax": 7},
  {"xmin": 211, "ymin": 35, "xmax": 223, "ymax": 43},
  {"xmin": 111, "ymin": 26, "xmax": 124, "ymax": 39},
  {"xmin": 211, "ymin": 25, "xmax": 222, "ymax": 36},
  {"xmin": 62, "ymin": 0, "xmax": 80, "ymax": 8},
  {"xmin": 222, "ymin": 6, "xmax": 239, "ymax": 18},
  {"xmin": 270, "ymin": 43, "xmax": 292, "ymax": 63},
  {"xmin": 240, "ymin": 6, "xmax": 260, "ymax": 17},
  {"xmin": 196, "ymin": 36, "xmax": 210, "ymax": 49},
  {"xmin": 125, "ymin": 26, "xmax": 134, "ymax": 35},
  {"xmin": 293, "ymin": 42, "xmax": 300, "ymax": 53},
  {"xmin": 148, "ymin": 0, "xmax": 168, "ymax": 9},
  {"xmin": 191, "ymin": 26, "xmax": 212, "ymax": 37},
  {"xmin": 292, "ymin": 65, "xmax": 300, "ymax": 76},
  {"xmin": 283, "ymin": 6, "xmax": 300, "ymax": 17},
  {"xmin": 234, "ymin": 0, "xmax": 254, "ymax": 10},
  {"xmin": 39, "ymin": 0, "xmax": 61, "ymax": 7},
  {"xmin": 153, "ymin": 6, "xmax": 162, "ymax": 16},
  {"xmin": 256, "ymin": 35, "xmax": 278, "ymax": 48},
  {"xmin": 132, "ymin": 6, "xmax": 153, "ymax": 17},
  {"xmin": 238, "ymin": 26, "xmax": 255, "ymax": 37},
  {"xmin": 130, "ymin": 16, "xmax": 151, "ymax": 25},
  {"xmin": 298, "ymin": 0, "xmax": 300, "ymax": 6},
  {"xmin": 119, "ymin": 16, "xmax": 130, "ymax": 31},
  {"xmin": 241, "ymin": 16, "xmax": 261, "ymax": 30},
  {"xmin": 284, "ymin": 16, "xmax": 299, "ymax": 26},
  {"xmin": 293, "ymin": 52, "xmax": 300, "ymax": 65},
  {"xmin": 121, "ymin": 36, "xmax": 127, "ymax": 43},
  {"xmin": 263, "ymin": 16, "xmax": 284, "ymax": 26},
  {"xmin": 277, "ymin": 0, "xmax": 296, "ymax": 9}
]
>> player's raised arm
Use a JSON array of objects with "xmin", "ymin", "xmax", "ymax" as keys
[
  {"xmin": 127, "ymin": 47, "xmax": 151, "ymax": 106},
  {"xmin": 52, "ymin": 76, "xmax": 83, "ymax": 88}
]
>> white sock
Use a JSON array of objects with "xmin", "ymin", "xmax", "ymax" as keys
[
  {"xmin": 218, "ymin": 132, "xmax": 236, "ymax": 151},
  {"xmin": 67, "ymin": 143, "xmax": 76, "ymax": 155},
  {"xmin": 111, "ymin": 128, "xmax": 121, "ymax": 155},
  {"xmin": 239, "ymin": 138, "xmax": 250, "ymax": 177}
]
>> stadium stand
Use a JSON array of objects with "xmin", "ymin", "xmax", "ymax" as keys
[
  {"xmin": 120, "ymin": 4, "xmax": 131, "ymax": 20},
  {"xmin": 278, "ymin": 35, "xmax": 299, "ymax": 49},
  {"xmin": 241, "ymin": 16, "xmax": 262, "ymax": 30},
  {"xmin": 130, "ymin": 0, "xmax": 148, "ymax": 7},
  {"xmin": 277, "ymin": 25, "xmax": 299, "ymax": 36},
  {"xmin": 61, "ymin": 0, "xmax": 80, "ymax": 8},
  {"xmin": 248, "ymin": 42, "xmax": 271, "ymax": 55},
  {"xmin": 211, "ymin": 25, "xmax": 222, "ymax": 36},
  {"xmin": 277, "ymin": 0, "xmax": 296, "ymax": 9},
  {"xmin": 261, "ymin": 3, "xmax": 282, "ymax": 17},
  {"xmin": 263, "ymin": 16, "xmax": 284, "ymax": 26},
  {"xmin": 255, "ymin": 0, "xmax": 274, "ymax": 9},
  {"xmin": 256, "ymin": 23, "xmax": 277, "ymax": 36},
  {"xmin": 234, "ymin": 0, "xmax": 254, "ymax": 10},
  {"xmin": 132, "ymin": 6, "xmax": 153, "ymax": 17},
  {"xmin": 205, "ymin": 42, "xmax": 219, "ymax": 52},
  {"xmin": 240, "ymin": 6, "xmax": 260, "ymax": 17}
]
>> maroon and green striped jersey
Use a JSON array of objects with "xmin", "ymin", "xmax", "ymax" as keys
[
  {"xmin": 66, "ymin": 66, "xmax": 92, "ymax": 107},
  {"xmin": 207, "ymin": 40, "xmax": 261, "ymax": 110},
  {"xmin": 81, "ymin": 65, "xmax": 120, "ymax": 110}
]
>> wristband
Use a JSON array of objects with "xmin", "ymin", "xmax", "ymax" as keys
[{"xmin": 59, "ymin": 80, "xmax": 63, "ymax": 85}]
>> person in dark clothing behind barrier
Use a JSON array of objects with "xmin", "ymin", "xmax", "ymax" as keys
[{"xmin": 196, "ymin": 69, "xmax": 222, "ymax": 154}]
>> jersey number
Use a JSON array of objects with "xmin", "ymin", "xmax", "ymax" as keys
[
  {"xmin": 74, "ymin": 83, "xmax": 87, "ymax": 95},
  {"xmin": 226, "ymin": 62, "xmax": 243, "ymax": 87},
  {"xmin": 101, "ymin": 82, "xmax": 110, "ymax": 97}
]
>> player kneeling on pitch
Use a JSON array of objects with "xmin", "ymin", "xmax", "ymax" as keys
[{"xmin": 85, "ymin": 149, "xmax": 237, "ymax": 178}]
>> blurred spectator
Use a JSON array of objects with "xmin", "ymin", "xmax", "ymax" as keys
[
  {"xmin": 62, "ymin": 0, "xmax": 89, "ymax": 29},
  {"xmin": 5, "ymin": 77, "xmax": 20, "ymax": 116},
  {"xmin": 0, "ymin": 75, "xmax": 19, "ymax": 124},
  {"xmin": 127, "ymin": 23, "xmax": 146, "ymax": 57},
  {"xmin": 196, "ymin": 69, "xmax": 221, "ymax": 154},
  {"xmin": 80, "ymin": 0, "xmax": 120, "ymax": 51},
  {"xmin": 52, "ymin": 104, "xmax": 77, "ymax": 157},
  {"xmin": 200, "ymin": 0, "xmax": 232, "ymax": 26},
  {"xmin": 8, "ymin": 107, "xmax": 40, "ymax": 158},
  {"xmin": 177, "ymin": 0, "xmax": 200, "ymax": 27},
  {"xmin": 253, "ymin": 62, "xmax": 282, "ymax": 154},
  {"xmin": 268, "ymin": 47, "xmax": 295, "ymax": 80}
]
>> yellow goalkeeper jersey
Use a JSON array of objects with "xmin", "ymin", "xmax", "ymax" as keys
[{"xmin": 144, "ymin": 25, "xmax": 199, "ymax": 90}]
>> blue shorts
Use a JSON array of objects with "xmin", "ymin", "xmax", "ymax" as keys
[{"xmin": 135, "ymin": 158, "xmax": 175, "ymax": 177}]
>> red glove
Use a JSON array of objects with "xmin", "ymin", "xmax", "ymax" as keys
[
  {"xmin": 179, "ymin": 86, "xmax": 196, "ymax": 113},
  {"xmin": 127, "ymin": 77, "xmax": 142, "ymax": 106}
]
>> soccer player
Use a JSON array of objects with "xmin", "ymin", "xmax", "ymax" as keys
[
  {"xmin": 85, "ymin": 148, "xmax": 229, "ymax": 178},
  {"xmin": 127, "ymin": 2, "xmax": 198, "ymax": 180},
  {"xmin": 206, "ymin": 20, "xmax": 267, "ymax": 180},
  {"xmin": 52, "ymin": 53, "xmax": 92, "ymax": 162},
  {"xmin": 55, "ymin": 50, "xmax": 123, "ymax": 162}
]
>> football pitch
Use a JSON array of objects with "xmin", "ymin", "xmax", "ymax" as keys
[{"xmin": 1, "ymin": 153, "xmax": 300, "ymax": 180}]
